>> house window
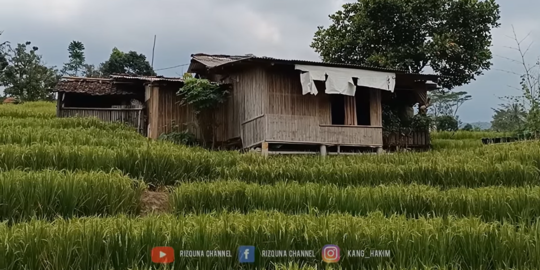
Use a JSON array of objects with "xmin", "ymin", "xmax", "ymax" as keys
[
  {"xmin": 330, "ymin": 89, "xmax": 371, "ymax": 126},
  {"xmin": 330, "ymin": 95, "xmax": 345, "ymax": 125},
  {"xmin": 356, "ymin": 89, "xmax": 371, "ymax": 125}
]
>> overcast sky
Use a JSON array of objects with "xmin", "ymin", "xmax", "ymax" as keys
[{"xmin": 1, "ymin": 0, "xmax": 539, "ymax": 123}]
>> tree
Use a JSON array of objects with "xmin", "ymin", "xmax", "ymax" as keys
[
  {"xmin": 0, "ymin": 31, "xmax": 8, "ymax": 77},
  {"xmin": 462, "ymin": 123, "xmax": 473, "ymax": 131},
  {"xmin": 311, "ymin": 0, "xmax": 500, "ymax": 90},
  {"xmin": 61, "ymin": 41, "xmax": 86, "ymax": 76},
  {"xmin": 428, "ymin": 89, "xmax": 472, "ymax": 117},
  {"xmin": 497, "ymin": 27, "xmax": 540, "ymax": 136},
  {"xmin": 100, "ymin": 48, "xmax": 155, "ymax": 76},
  {"xmin": 0, "ymin": 42, "xmax": 60, "ymax": 101},
  {"xmin": 490, "ymin": 102, "xmax": 527, "ymax": 132},
  {"xmin": 435, "ymin": 115, "xmax": 459, "ymax": 131},
  {"xmin": 83, "ymin": 64, "xmax": 103, "ymax": 78}
]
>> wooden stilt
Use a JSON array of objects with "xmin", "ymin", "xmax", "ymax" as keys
[
  {"xmin": 320, "ymin": 145, "xmax": 327, "ymax": 158},
  {"xmin": 261, "ymin": 142, "xmax": 269, "ymax": 158}
]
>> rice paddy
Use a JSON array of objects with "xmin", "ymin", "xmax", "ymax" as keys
[{"xmin": 0, "ymin": 102, "xmax": 538, "ymax": 270}]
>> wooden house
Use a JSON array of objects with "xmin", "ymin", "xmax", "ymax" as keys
[
  {"xmin": 186, "ymin": 54, "xmax": 440, "ymax": 155},
  {"xmin": 53, "ymin": 55, "xmax": 440, "ymax": 155}
]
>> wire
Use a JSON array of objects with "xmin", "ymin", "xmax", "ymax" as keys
[{"xmin": 154, "ymin": 63, "xmax": 190, "ymax": 71}]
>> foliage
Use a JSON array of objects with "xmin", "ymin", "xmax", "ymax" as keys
[
  {"xmin": 428, "ymin": 89, "xmax": 472, "ymax": 117},
  {"xmin": 100, "ymin": 48, "xmax": 155, "ymax": 76},
  {"xmin": 0, "ymin": 170, "xmax": 144, "ymax": 223},
  {"xmin": 177, "ymin": 74, "xmax": 228, "ymax": 148},
  {"xmin": 435, "ymin": 115, "xmax": 459, "ymax": 131},
  {"xmin": 177, "ymin": 75, "xmax": 228, "ymax": 114},
  {"xmin": 0, "ymin": 31, "xmax": 8, "ymax": 76},
  {"xmin": 382, "ymin": 104, "xmax": 431, "ymax": 137},
  {"xmin": 158, "ymin": 130, "xmax": 199, "ymax": 147},
  {"xmin": 82, "ymin": 63, "xmax": 103, "ymax": 78},
  {"xmin": 61, "ymin": 41, "xmax": 86, "ymax": 76},
  {"xmin": 311, "ymin": 0, "xmax": 501, "ymax": 90},
  {"xmin": 0, "ymin": 42, "xmax": 59, "ymax": 101},
  {"xmin": 461, "ymin": 123, "xmax": 473, "ymax": 131},
  {"xmin": 490, "ymin": 102, "xmax": 527, "ymax": 132}
]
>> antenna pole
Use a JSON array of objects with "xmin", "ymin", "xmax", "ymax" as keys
[{"xmin": 151, "ymin": 35, "xmax": 157, "ymax": 68}]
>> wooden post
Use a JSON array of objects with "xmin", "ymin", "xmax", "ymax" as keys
[
  {"xmin": 56, "ymin": 92, "xmax": 63, "ymax": 117},
  {"xmin": 261, "ymin": 142, "xmax": 269, "ymax": 157},
  {"xmin": 148, "ymin": 84, "xmax": 160, "ymax": 139},
  {"xmin": 320, "ymin": 145, "xmax": 327, "ymax": 157}
]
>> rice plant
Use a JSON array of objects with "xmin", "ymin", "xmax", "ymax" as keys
[
  {"xmin": 0, "ymin": 101, "xmax": 56, "ymax": 119},
  {"xmin": 171, "ymin": 181, "xmax": 540, "ymax": 223},
  {"xmin": 0, "ymin": 212, "xmax": 539, "ymax": 269},
  {"xmin": 0, "ymin": 170, "xmax": 144, "ymax": 222}
]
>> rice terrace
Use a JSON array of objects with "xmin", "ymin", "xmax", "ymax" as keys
[{"xmin": 0, "ymin": 101, "xmax": 539, "ymax": 269}]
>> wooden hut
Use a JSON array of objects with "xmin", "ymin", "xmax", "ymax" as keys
[
  {"xmin": 185, "ymin": 53, "xmax": 440, "ymax": 155},
  {"xmin": 53, "ymin": 75, "xmax": 185, "ymax": 137}
]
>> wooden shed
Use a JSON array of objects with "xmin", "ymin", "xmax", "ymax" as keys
[
  {"xmin": 185, "ymin": 54, "xmax": 439, "ymax": 155},
  {"xmin": 53, "ymin": 74, "xmax": 186, "ymax": 137}
]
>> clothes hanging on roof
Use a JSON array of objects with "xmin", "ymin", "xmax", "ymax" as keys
[{"xmin": 295, "ymin": 64, "xmax": 396, "ymax": 96}]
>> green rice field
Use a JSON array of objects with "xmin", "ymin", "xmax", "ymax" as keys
[{"xmin": 0, "ymin": 102, "xmax": 538, "ymax": 270}]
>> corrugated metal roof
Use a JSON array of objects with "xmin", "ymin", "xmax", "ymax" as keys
[
  {"xmin": 190, "ymin": 53, "xmax": 424, "ymax": 74},
  {"xmin": 110, "ymin": 74, "xmax": 184, "ymax": 82},
  {"xmin": 53, "ymin": 78, "xmax": 135, "ymax": 96}
]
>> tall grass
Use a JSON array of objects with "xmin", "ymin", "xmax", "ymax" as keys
[
  {"xmin": 431, "ymin": 139, "xmax": 482, "ymax": 150},
  {"xmin": 0, "ymin": 212, "xmax": 539, "ymax": 269},
  {"xmin": 0, "ymin": 126, "xmax": 147, "ymax": 147},
  {"xmin": 0, "ymin": 116, "xmax": 136, "ymax": 131},
  {"xmin": 0, "ymin": 101, "xmax": 56, "ymax": 118},
  {"xmin": 432, "ymin": 131, "xmax": 514, "ymax": 140},
  {"xmin": 0, "ymin": 170, "xmax": 144, "ymax": 222},
  {"xmin": 0, "ymin": 142, "xmax": 539, "ymax": 187},
  {"xmin": 171, "ymin": 181, "xmax": 540, "ymax": 223}
]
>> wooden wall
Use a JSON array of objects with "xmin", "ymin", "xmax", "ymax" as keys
[
  {"xmin": 225, "ymin": 67, "xmax": 268, "ymax": 146},
  {"xmin": 258, "ymin": 67, "xmax": 384, "ymax": 147},
  {"xmin": 59, "ymin": 107, "xmax": 146, "ymax": 135}
]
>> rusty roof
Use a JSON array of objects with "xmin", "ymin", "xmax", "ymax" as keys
[
  {"xmin": 53, "ymin": 78, "xmax": 136, "ymax": 95},
  {"xmin": 110, "ymin": 74, "xmax": 184, "ymax": 82},
  {"xmin": 189, "ymin": 53, "xmax": 420, "ymax": 74}
]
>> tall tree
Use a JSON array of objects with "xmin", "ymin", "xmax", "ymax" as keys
[
  {"xmin": 0, "ymin": 31, "xmax": 8, "ymax": 77},
  {"xmin": 490, "ymin": 102, "xmax": 527, "ymax": 132},
  {"xmin": 100, "ymin": 48, "xmax": 155, "ymax": 76},
  {"xmin": 311, "ymin": 0, "xmax": 500, "ymax": 90},
  {"xmin": 0, "ymin": 42, "xmax": 60, "ymax": 101},
  {"xmin": 428, "ymin": 90, "xmax": 472, "ymax": 117},
  {"xmin": 61, "ymin": 40, "xmax": 86, "ymax": 76}
]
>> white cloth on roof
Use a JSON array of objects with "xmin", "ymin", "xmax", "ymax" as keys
[
  {"xmin": 325, "ymin": 71, "xmax": 356, "ymax": 96},
  {"xmin": 295, "ymin": 64, "xmax": 396, "ymax": 96}
]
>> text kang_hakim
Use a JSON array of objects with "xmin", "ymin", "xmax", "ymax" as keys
[
  {"xmin": 261, "ymin": 250, "xmax": 315, "ymax": 258},
  {"xmin": 347, "ymin": 250, "xmax": 391, "ymax": 258}
]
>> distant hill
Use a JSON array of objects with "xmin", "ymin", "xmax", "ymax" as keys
[{"xmin": 468, "ymin": 122, "xmax": 491, "ymax": 130}]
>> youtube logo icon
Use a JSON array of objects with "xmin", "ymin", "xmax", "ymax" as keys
[{"xmin": 151, "ymin": 247, "xmax": 175, "ymax": 264}]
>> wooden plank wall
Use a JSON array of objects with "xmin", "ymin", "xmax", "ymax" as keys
[
  {"xmin": 265, "ymin": 114, "xmax": 383, "ymax": 146},
  {"xmin": 156, "ymin": 85, "xmax": 200, "ymax": 138},
  {"xmin": 60, "ymin": 108, "xmax": 145, "ymax": 135},
  {"xmin": 262, "ymin": 68, "xmax": 384, "ymax": 146},
  {"xmin": 227, "ymin": 67, "xmax": 268, "ymax": 146}
]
